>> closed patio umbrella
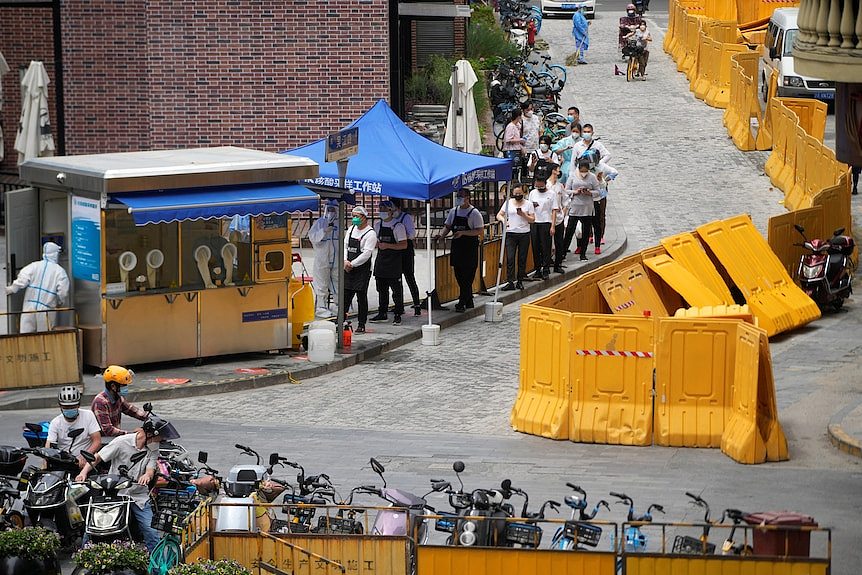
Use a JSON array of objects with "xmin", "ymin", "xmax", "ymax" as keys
[{"xmin": 14, "ymin": 61, "xmax": 55, "ymax": 165}]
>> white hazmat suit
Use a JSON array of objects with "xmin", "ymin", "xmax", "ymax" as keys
[
  {"xmin": 6, "ymin": 242, "xmax": 70, "ymax": 333},
  {"xmin": 308, "ymin": 202, "xmax": 340, "ymax": 318}
]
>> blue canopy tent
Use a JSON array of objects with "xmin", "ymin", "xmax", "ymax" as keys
[{"xmin": 285, "ymin": 99, "xmax": 512, "ymax": 328}]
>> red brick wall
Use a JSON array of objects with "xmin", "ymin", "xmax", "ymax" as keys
[
  {"xmin": 0, "ymin": 7, "xmax": 56, "ymax": 174},
  {"xmin": 1, "ymin": 0, "xmax": 389, "ymax": 172}
]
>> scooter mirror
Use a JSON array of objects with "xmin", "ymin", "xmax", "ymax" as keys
[
  {"xmin": 130, "ymin": 451, "xmax": 147, "ymax": 464},
  {"xmin": 269, "ymin": 453, "xmax": 280, "ymax": 466},
  {"xmin": 794, "ymin": 224, "xmax": 805, "ymax": 233},
  {"xmin": 833, "ymin": 227, "xmax": 845, "ymax": 236},
  {"xmin": 453, "ymin": 461, "xmax": 465, "ymax": 473},
  {"xmin": 501, "ymin": 479, "xmax": 512, "ymax": 491},
  {"xmin": 370, "ymin": 457, "xmax": 385, "ymax": 475},
  {"xmin": 67, "ymin": 427, "xmax": 86, "ymax": 439},
  {"xmin": 198, "ymin": 451, "xmax": 208, "ymax": 464},
  {"xmin": 432, "ymin": 481, "xmax": 450, "ymax": 492},
  {"xmin": 81, "ymin": 450, "xmax": 96, "ymax": 463},
  {"xmin": 143, "ymin": 402, "xmax": 153, "ymax": 413}
]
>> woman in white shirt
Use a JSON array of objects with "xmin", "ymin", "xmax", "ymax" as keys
[
  {"xmin": 547, "ymin": 163, "xmax": 569, "ymax": 273},
  {"xmin": 527, "ymin": 135, "xmax": 561, "ymax": 179},
  {"xmin": 496, "ymin": 184, "xmax": 535, "ymax": 290},
  {"xmin": 563, "ymin": 160, "xmax": 601, "ymax": 261}
]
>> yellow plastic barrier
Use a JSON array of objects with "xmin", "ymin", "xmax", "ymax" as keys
[
  {"xmin": 754, "ymin": 328, "xmax": 789, "ymax": 461},
  {"xmin": 764, "ymin": 98, "xmax": 789, "ymax": 185},
  {"xmin": 774, "ymin": 105, "xmax": 800, "ymax": 193},
  {"xmin": 668, "ymin": 1, "xmax": 705, "ymax": 61},
  {"xmin": 626, "ymin": 553, "xmax": 827, "ymax": 575},
  {"xmin": 720, "ymin": 322, "xmax": 767, "ymax": 463},
  {"xmin": 679, "ymin": 13, "xmax": 705, "ymax": 75},
  {"xmin": 767, "ymin": 206, "xmax": 824, "ymax": 279},
  {"xmin": 690, "ymin": 28, "xmax": 714, "ymax": 98},
  {"xmin": 599, "ymin": 263, "xmax": 670, "ymax": 317},
  {"xmin": 705, "ymin": 0, "xmax": 737, "ymax": 21},
  {"xmin": 724, "ymin": 51, "xmax": 762, "ymax": 151},
  {"xmin": 569, "ymin": 314, "xmax": 654, "ymax": 446},
  {"xmin": 643, "ymin": 254, "xmax": 725, "ymax": 307},
  {"xmin": 660, "ymin": 233, "xmax": 734, "ymax": 305},
  {"xmin": 696, "ymin": 215, "xmax": 820, "ymax": 336},
  {"xmin": 783, "ymin": 98, "xmax": 827, "ymax": 141},
  {"xmin": 417, "ymin": 546, "xmax": 617, "ymax": 575},
  {"xmin": 784, "ymin": 125, "xmax": 816, "ymax": 210},
  {"xmin": 812, "ymin": 173, "xmax": 853, "ymax": 258},
  {"xmin": 511, "ymin": 305, "xmax": 571, "ymax": 439},
  {"xmin": 755, "ymin": 69, "xmax": 778, "ymax": 150},
  {"xmin": 736, "ymin": 0, "xmax": 800, "ymax": 26},
  {"xmin": 654, "ymin": 318, "xmax": 739, "ymax": 448},
  {"xmin": 673, "ymin": 304, "xmax": 756, "ymax": 324},
  {"xmin": 703, "ymin": 42, "xmax": 751, "ymax": 108}
]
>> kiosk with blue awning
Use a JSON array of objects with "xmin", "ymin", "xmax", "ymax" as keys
[{"xmin": 8, "ymin": 146, "xmax": 320, "ymax": 369}]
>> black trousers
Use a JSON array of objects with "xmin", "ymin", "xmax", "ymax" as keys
[
  {"xmin": 344, "ymin": 289, "xmax": 368, "ymax": 327},
  {"xmin": 402, "ymin": 241, "xmax": 421, "ymax": 307},
  {"xmin": 453, "ymin": 263, "xmax": 476, "ymax": 306},
  {"xmin": 565, "ymin": 215, "xmax": 594, "ymax": 257},
  {"xmin": 531, "ymin": 222, "xmax": 552, "ymax": 275},
  {"xmin": 376, "ymin": 276, "xmax": 404, "ymax": 315},
  {"xmin": 593, "ymin": 197, "xmax": 607, "ymax": 246},
  {"xmin": 505, "ymin": 231, "xmax": 530, "ymax": 281},
  {"xmin": 553, "ymin": 221, "xmax": 566, "ymax": 267}
]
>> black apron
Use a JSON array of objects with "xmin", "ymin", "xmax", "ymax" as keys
[
  {"xmin": 397, "ymin": 213, "xmax": 415, "ymax": 274},
  {"xmin": 344, "ymin": 226, "xmax": 373, "ymax": 291},
  {"xmin": 450, "ymin": 207, "xmax": 479, "ymax": 269},
  {"xmin": 373, "ymin": 221, "xmax": 403, "ymax": 279}
]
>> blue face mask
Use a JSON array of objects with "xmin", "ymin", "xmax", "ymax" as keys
[
  {"xmin": 567, "ymin": 115, "xmax": 574, "ymax": 123},
  {"xmin": 119, "ymin": 387, "xmax": 129, "ymax": 397},
  {"xmin": 583, "ymin": 132, "xmax": 593, "ymax": 141},
  {"xmin": 62, "ymin": 408, "xmax": 79, "ymax": 419}
]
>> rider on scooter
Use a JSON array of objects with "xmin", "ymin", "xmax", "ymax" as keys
[
  {"xmin": 46, "ymin": 386, "xmax": 101, "ymax": 469},
  {"xmin": 91, "ymin": 365, "xmax": 148, "ymax": 438},
  {"xmin": 619, "ymin": 4, "xmax": 644, "ymax": 51}
]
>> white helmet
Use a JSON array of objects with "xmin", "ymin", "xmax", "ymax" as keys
[{"xmin": 58, "ymin": 385, "xmax": 81, "ymax": 407}]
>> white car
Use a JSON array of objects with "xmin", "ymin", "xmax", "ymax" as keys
[{"xmin": 541, "ymin": 0, "xmax": 596, "ymax": 19}]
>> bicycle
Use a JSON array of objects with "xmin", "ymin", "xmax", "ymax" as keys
[{"xmin": 622, "ymin": 39, "xmax": 644, "ymax": 82}]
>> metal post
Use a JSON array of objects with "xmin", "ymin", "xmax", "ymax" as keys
[{"xmin": 336, "ymin": 159, "xmax": 348, "ymax": 349}]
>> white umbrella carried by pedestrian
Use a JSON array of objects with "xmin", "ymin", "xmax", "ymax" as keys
[
  {"xmin": 14, "ymin": 60, "xmax": 55, "ymax": 165},
  {"xmin": 443, "ymin": 59, "xmax": 482, "ymax": 154}
]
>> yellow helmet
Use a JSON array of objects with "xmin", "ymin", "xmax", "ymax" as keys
[{"xmin": 103, "ymin": 365, "xmax": 134, "ymax": 386}]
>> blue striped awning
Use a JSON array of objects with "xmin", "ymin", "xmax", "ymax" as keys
[{"xmin": 110, "ymin": 182, "xmax": 319, "ymax": 225}]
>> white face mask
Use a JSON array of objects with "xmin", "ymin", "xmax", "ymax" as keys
[
  {"xmin": 147, "ymin": 441, "xmax": 159, "ymax": 453},
  {"xmin": 539, "ymin": 144, "xmax": 549, "ymax": 152}
]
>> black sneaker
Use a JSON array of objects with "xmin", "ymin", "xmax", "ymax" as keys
[
  {"xmin": 553, "ymin": 267, "xmax": 564, "ymax": 274},
  {"xmin": 501, "ymin": 282, "xmax": 516, "ymax": 291},
  {"xmin": 369, "ymin": 315, "xmax": 388, "ymax": 322},
  {"xmin": 516, "ymin": 281, "xmax": 525, "ymax": 290},
  {"xmin": 465, "ymin": 302, "xmax": 474, "ymax": 309},
  {"xmin": 454, "ymin": 304, "xmax": 466, "ymax": 312},
  {"xmin": 393, "ymin": 315, "xmax": 401, "ymax": 326},
  {"xmin": 413, "ymin": 305, "xmax": 422, "ymax": 317},
  {"xmin": 355, "ymin": 325, "xmax": 366, "ymax": 334}
]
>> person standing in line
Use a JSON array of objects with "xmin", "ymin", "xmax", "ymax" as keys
[
  {"xmin": 565, "ymin": 160, "xmax": 601, "ymax": 261},
  {"xmin": 564, "ymin": 106, "xmax": 584, "ymax": 136},
  {"xmin": 390, "ymin": 198, "xmax": 422, "ymax": 315},
  {"xmin": 502, "ymin": 109, "xmax": 527, "ymax": 181},
  {"xmin": 572, "ymin": 7, "xmax": 590, "ymax": 64},
  {"xmin": 528, "ymin": 176, "xmax": 558, "ymax": 280},
  {"xmin": 343, "ymin": 206, "xmax": 377, "ymax": 334},
  {"xmin": 593, "ymin": 160, "xmax": 619, "ymax": 254},
  {"xmin": 521, "ymin": 101, "xmax": 541, "ymax": 164},
  {"xmin": 572, "ymin": 124, "xmax": 611, "ymax": 169},
  {"xmin": 369, "ymin": 201, "xmax": 408, "ymax": 326},
  {"xmin": 527, "ymin": 135, "xmax": 562, "ymax": 179},
  {"xmin": 552, "ymin": 123, "xmax": 582, "ymax": 183},
  {"xmin": 496, "ymin": 184, "xmax": 535, "ymax": 291},
  {"xmin": 434, "ymin": 188, "xmax": 484, "ymax": 312},
  {"xmin": 547, "ymin": 163, "xmax": 569, "ymax": 273}
]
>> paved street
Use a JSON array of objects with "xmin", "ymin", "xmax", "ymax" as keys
[{"xmin": 2, "ymin": 5, "xmax": 861, "ymax": 574}]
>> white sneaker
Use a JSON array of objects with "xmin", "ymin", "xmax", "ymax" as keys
[{"xmin": 315, "ymin": 307, "xmax": 335, "ymax": 319}]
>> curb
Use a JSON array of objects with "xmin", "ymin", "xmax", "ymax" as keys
[
  {"xmin": 827, "ymin": 424, "xmax": 862, "ymax": 459},
  {"xmin": 0, "ymin": 235, "xmax": 628, "ymax": 411}
]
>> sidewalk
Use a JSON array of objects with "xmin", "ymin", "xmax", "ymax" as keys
[{"xmin": 0, "ymin": 213, "xmax": 627, "ymax": 411}]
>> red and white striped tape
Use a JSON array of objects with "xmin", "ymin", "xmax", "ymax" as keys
[
  {"xmin": 576, "ymin": 349, "xmax": 654, "ymax": 358},
  {"xmin": 614, "ymin": 300, "xmax": 636, "ymax": 311}
]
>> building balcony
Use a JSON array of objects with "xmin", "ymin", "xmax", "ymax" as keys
[{"xmin": 792, "ymin": 0, "xmax": 862, "ymax": 82}]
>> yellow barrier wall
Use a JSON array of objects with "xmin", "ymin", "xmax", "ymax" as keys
[
  {"xmin": 643, "ymin": 255, "xmax": 724, "ymax": 307},
  {"xmin": 599, "ymin": 263, "xmax": 670, "ymax": 317},
  {"xmin": 511, "ymin": 304, "xmax": 572, "ymax": 439},
  {"xmin": 660, "ymin": 233, "xmax": 734, "ymax": 305},
  {"xmin": 626, "ymin": 554, "xmax": 828, "ymax": 575},
  {"xmin": 417, "ymin": 546, "xmax": 617, "ymax": 575},
  {"xmin": 569, "ymin": 314, "xmax": 655, "ymax": 446},
  {"xmin": 736, "ymin": 0, "xmax": 800, "ymax": 26},
  {"xmin": 655, "ymin": 318, "xmax": 738, "ymax": 448},
  {"xmin": 704, "ymin": 42, "xmax": 750, "ymax": 108},
  {"xmin": 767, "ymin": 206, "xmax": 824, "ymax": 279},
  {"xmin": 721, "ymin": 322, "xmax": 767, "ymax": 463},
  {"xmin": 755, "ymin": 329, "xmax": 789, "ymax": 461}
]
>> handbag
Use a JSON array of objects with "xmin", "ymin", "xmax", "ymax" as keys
[{"xmin": 575, "ymin": 219, "xmax": 583, "ymax": 239}]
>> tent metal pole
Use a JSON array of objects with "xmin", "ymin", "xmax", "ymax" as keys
[{"xmin": 427, "ymin": 201, "xmax": 432, "ymax": 326}]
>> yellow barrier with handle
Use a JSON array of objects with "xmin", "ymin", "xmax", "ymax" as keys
[
  {"xmin": 703, "ymin": 42, "xmax": 751, "ymax": 108},
  {"xmin": 764, "ymin": 97, "xmax": 790, "ymax": 185},
  {"xmin": 679, "ymin": 13, "xmax": 705, "ymax": 75},
  {"xmin": 660, "ymin": 232, "xmax": 735, "ymax": 305},
  {"xmin": 724, "ymin": 51, "xmax": 762, "ymax": 151},
  {"xmin": 643, "ymin": 254, "xmax": 725, "ymax": 307},
  {"xmin": 736, "ymin": 0, "xmax": 799, "ymax": 27},
  {"xmin": 767, "ymin": 206, "xmax": 825, "ymax": 279},
  {"xmin": 599, "ymin": 263, "xmax": 670, "ymax": 317},
  {"xmin": 755, "ymin": 69, "xmax": 779, "ymax": 150},
  {"xmin": 720, "ymin": 322, "xmax": 767, "ymax": 463}
]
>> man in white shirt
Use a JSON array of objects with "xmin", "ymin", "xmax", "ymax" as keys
[
  {"xmin": 343, "ymin": 206, "xmax": 378, "ymax": 333},
  {"xmin": 528, "ymin": 177, "xmax": 559, "ymax": 280},
  {"xmin": 369, "ymin": 201, "xmax": 408, "ymax": 326},
  {"xmin": 572, "ymin": 124, "xmax": 611, "ymax": 170},
  {"xmin": 46, "ymin": 386, "xmax": 101, "ymax": 468},
  {"xmin": 434, "ymin": 188, "xmax": 485, "ymax": 312}
]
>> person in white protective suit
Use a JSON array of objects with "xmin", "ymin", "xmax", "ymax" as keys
[
  {"xmin": 308, "ymin": 200, "xmax": 340, "ymax": 318},
  {"xmin": 5, "ymin": 242, "xmax": 70, "ymax": 333}
]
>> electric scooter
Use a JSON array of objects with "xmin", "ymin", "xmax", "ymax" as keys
[
  {"xmin": 79, "ymin": 450, "xmax": 146, "ymax": 545},
  {"xmin": 549, "ymin": 483, "xmax": 609, "ymax": 550},
  {"xmin": 794, "ymin": 224, "xmax": 855, "ymax": 310}
]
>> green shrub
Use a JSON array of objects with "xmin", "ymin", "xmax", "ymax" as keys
[
  {"xmin": 73, "ymin": 542, "xmax": 149, "ymax": 575},
  {"xmin": 0, "ymin": 527, "xmax": 60, "ymax": 560},
  {"xmin": 470, "ymin": 4, "xmax": 496, "ymax": 28},
  {"xmin": 169, "ymin": 559, "xmax": 251, "ymax": 575},
  {"xmin": 467, "ymin": 22, "xmax": 519, "ymax": 61}
]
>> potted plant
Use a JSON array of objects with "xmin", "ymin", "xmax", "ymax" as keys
[
  {"xmin": 168, "ymin": 559, "xmax": 251, "ymax": 575},
  {"xmin": 72, "ymin": 541, "xmax": 149, "ymax": 575},
  {"xmin": 0, "ymin": 526, "xmax": 61, "ymax": 575}
]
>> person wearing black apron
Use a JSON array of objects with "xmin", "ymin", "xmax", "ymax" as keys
[
  {"xmin": 433, "ymin": 188, "xmax": 484, "ymax": 312},
  {"xmin": 369, "ymin": 201, "xmax": 408, "ymax": 325},
  {"xmin": 343, "ymin": 206, "xmax": 377, "ymax": 333},
  {"xmin": 391, "ymin": 198, "xmax": 422, "ymax": 316}
]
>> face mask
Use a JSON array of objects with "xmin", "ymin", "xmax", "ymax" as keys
[
  {"xmin": 147, "ymin": 442, "xmax": 159, "ymax": 453},
  {"xmin": 566, "ymin": 115, "xmax": 574, "ymax": 123},
  {"xmin": 583, "ymin": 132, "xmax": 593, "ymax": 141},
  {"xmin": 579, "ymin": 170, "xmax": 589, "ymax": 176},
  {"xmin": 640, "ymin": 26, "xmax": 646, "ymax": 31},
  {"xmin": 351, "ymin": 216, "xmax": 362, "ymax": 226},
  {"xmin": 572, "ymin": 134, "xmax": 581, "ymax": 141},
  {"xmin": 536, "ymin": 187, "xmax": 546, "ymax": 192},
  {"xmin": 62, "ymin": 408, "xmax": 79, "ymax": 420},
  {"xmin": 457, "ymin": 196, "xmax": 467, "ymax": 204},
  {"xmin": 513, "ymin": 194, "xmax": 524, "ymax": 200},
  {"xmin": 628, "ymin": 10, "xmax": 635, "ymax": 16},
  {"xmin": 119, "ymin": 386, "xmax": 129, "ymax": 397},
  {"xmin": 539, "ymin": 144, "xmax": 549, "ymax": 152}
]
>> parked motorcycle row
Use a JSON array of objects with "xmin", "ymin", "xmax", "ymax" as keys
[{"xmin": 498, "ymin": 0, "xmax": 542, "ymax": 56}]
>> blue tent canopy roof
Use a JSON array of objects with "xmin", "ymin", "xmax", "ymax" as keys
[
  {"xmin": 109, "ymin": 182, "xmax": 319, "ymax": 226},
  {"xmin": 285, "ymin": 99, "xmax": 512, "ymax": 201}
]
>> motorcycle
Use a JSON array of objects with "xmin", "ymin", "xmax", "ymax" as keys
[
  {"xmin": 20, "ymin": 426, "xmax": 89, "ymax": 546},
  {"xmin": 214, "ymin": 444, "xmax": 270, "ymax": 532},
  {"xmin": 550, "ymin": 483, "xmax": 609, "ymax": 550},
  {"xmin": 0, "ymin": 445, "xmax": 27, "ymax": 531},
  {"xmin": 794, "ymin": 224, "xmax": 855, "ymax": 310},
  {"xmin": 498, "ymin": 479, "xmax": 559, "ymax": 548},
  {"xmin": 435, "ymin": 461, "xmax": 511, "ymax": 548},
  {"xmin": 79, "ymin": 450, "xmax": 146, "ymax": 544},
  {"xmin": 265, "ymin": 453, "xmax": 337, "ymax": 534}
]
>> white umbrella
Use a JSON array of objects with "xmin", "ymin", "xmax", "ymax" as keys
[
  {"xmin": 14, "ymin": 61, "xmax": 55, "ymax": 165},
  {"xmin": 0, "ymin": 51, "xmax": 10, "ymax": 162},
  {"xmin": 443, "ymin": 59, "xmax": 482, "ymax": 154}
]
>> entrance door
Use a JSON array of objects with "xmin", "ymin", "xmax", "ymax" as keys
[{"xmin": 4, "ymin": 187, "xmax": 39, "ymax": 333}]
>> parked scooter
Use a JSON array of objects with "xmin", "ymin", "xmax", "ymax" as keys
[
  {"xmin": 78, "ymin": 450, "xmax": 146, "ymax": 544},
  {"xmin": 0, "ymin": 476, "xmax": 24, "ymax": 531},
  {"xmin": 20, "ymin": 426, "xmax": 89, "ymax": 546},
  {"xmin": 435, "ymin": 461, "xmax": 511, "ymax": 548},
  {"xmin": 499, "ymin": 479, "xmax": 559, "ymax": 548},
  {"xmin": 264, "ymin": 453, "xmax": 336, "ymax": 534},
  {"xmin": 794, "ymin": 224, "xmax": 855, "ymax": 310},
  {"xmin": 610, "ymin": 492, "xmax": 664, "ymax": 553},
  {"xmin": 550, "ymin": 483, "xmax": 609, "ymax": 550},
  {"xmin": 0, "ymin": 445, "xmax": 27, "ymax": 531},
  {"xmin": 214, "ymin": 444, "xmax": 270, "ymax": 532}
]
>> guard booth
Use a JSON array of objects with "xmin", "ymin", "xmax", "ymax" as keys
[{"xmin": 4, "ymin": 146, "xmax": 319, "ymax": 376}]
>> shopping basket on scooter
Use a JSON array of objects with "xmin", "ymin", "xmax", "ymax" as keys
[{"xmin": 563, "ymin": 520, "xmax": 603, "ymax": 548}]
